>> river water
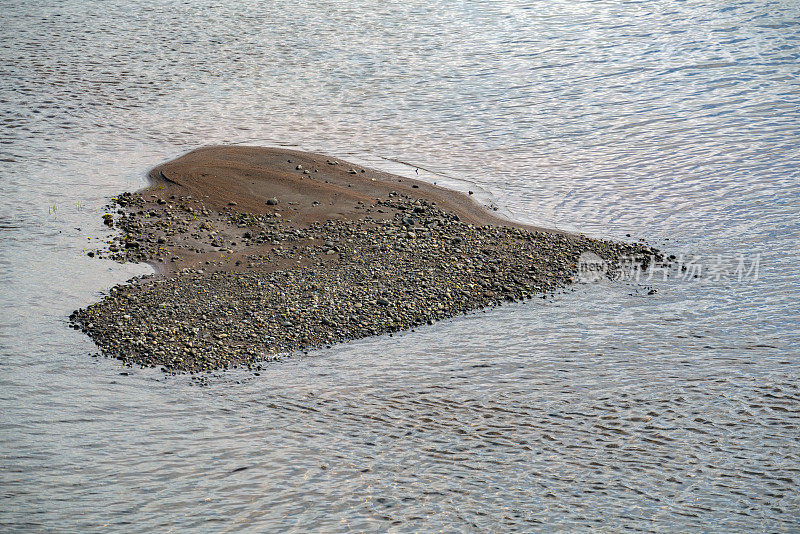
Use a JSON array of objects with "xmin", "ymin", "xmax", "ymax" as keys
[{"xmin": 2, "ymin": 0, "xmax": 799, "ymax": 531}]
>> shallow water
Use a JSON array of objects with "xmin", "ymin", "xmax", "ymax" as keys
[{"xmin": 2, "ymin": 0, "xmax": 799, "ymax": 531}]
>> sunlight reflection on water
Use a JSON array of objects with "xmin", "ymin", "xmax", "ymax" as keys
[{"xmin": 1, "ymin": 0, "xmax": 799, "ymax": 530}]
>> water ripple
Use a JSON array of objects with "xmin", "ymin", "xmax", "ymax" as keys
[{"xmin": 1, "ymin": 0, "xmax": 799, "ymax": 531}]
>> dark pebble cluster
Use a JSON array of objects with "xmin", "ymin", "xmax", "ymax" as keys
[{"xmin": 72, "ymin": 191, "xmax": 659, "ymax": 374}]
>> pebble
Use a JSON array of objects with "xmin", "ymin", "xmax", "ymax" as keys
[{"xmin": 73, "ymin": 190, "xmax": 661, "ymax": 374}]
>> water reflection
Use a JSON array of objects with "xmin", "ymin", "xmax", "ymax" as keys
[{"xmin": 1, "ymin": 0, "xmax": 799, "ymax": 530}]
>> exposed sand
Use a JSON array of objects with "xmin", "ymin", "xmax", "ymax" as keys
[
  {"xmin": 152, "ymin": 145, "xmax": 550, "ymax": 229},
  {"xmin": 72, "ymin": 146, "xmax": 659, "ymax": 373},
  {"xmin": 136, "ymin": 146, "xmax": 564, "ymax": 276}
]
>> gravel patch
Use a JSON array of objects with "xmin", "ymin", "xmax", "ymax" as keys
[{"xmin": 72, "ymin": 190, "xmax": 659, "ymax": 374}]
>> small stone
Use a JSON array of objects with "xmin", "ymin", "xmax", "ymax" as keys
[{"xmin": 266, "ymin": 198, "xmax": 279, "ymax": 206}]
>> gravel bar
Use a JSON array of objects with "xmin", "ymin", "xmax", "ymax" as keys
[{"xmin": 70, "ymin": 147, "xmax": 659, "ymax": 374}]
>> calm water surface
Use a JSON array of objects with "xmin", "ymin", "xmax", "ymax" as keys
[{"xmin": 1, "ymin": 0, "xmax": 799, "ymax": 531}]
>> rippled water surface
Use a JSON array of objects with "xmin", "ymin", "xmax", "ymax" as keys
[{"xmin": 2, "ymin": 0, "xmax": 799, "ymax": 531}]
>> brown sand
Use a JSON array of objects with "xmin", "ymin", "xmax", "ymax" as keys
[
  {"xmin": 129, "ymin": 145, "xmax": 567, "ymax": 277},
  {"xmin": 151, "ymin": 145, "xmax": 547, "ymax": 228}
]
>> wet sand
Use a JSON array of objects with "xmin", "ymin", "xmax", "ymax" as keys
[
  {"xmin": 120, "ymin": 145, "xmax": 565, "ymax": 277},
  {"xmin": 152, "ymin": 145, "xmax": 537, "ymax": 228},
  {"xmin": 72, "ymin": 146, "xmax": 658, "ymax": 373}
]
